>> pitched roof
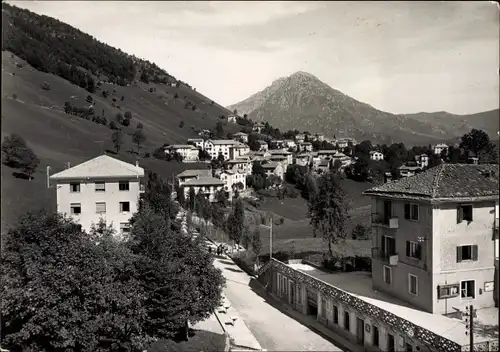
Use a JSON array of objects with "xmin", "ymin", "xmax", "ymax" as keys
[
  {"xmin": 208, "ymin": 139, "xmax": 237, "ymax": 145},
  {"xmin": 234, "ymin": 132, "xmax": 248, "ymax": 136},
  {"xmin": 176, "ymin": 169, "xmax": 211, "ymax": 178},
  {"xmin": 262, "ymin": 162, "xmax": 280, "ymax": 169},
  {"xmin": 169, "ymin": 144, "xmax": 197, "ymax": 150},
  {"xmin": 50, "ymin": 155, "xmax": 144, "ymax": 180},
  {"xmin": 183, "ymin": 177, "xmax": 225, "ymax": 186},
  {"xmin": 364, "ymin": 164, "xmax": 499, "ymax": 200}
]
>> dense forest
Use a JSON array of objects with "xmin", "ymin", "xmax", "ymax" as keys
[{"xmin": 1, "ymin": 2, "xmax": 190, "ymax": 91}]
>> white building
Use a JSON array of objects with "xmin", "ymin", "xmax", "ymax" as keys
[
  {"xmin": 232, "ymin": 142, "xmax": 250, "ymax": 158},
  {"xmin": 181, "ymin": 177, "xmax": 225, "ymax": 202},
  {"xmin": 270, "ymin": 150, "xmax": 293, "ymax": 166},
  {"xmin": 261, "ymin": 161, "xmax": 285, "ymax": 180},
  {"xmin": 227, "ymin": 115, "xmax": 237, "ymax": 123},
  {"xmin": 176, "ymin": 169, "xmax": 212, "ymax": 186},
  {"xmin": 370, "ymin": 151, "xmax": 384, "ymax": 161},
  {"xmin": 332, "ymin": 152, "xmax": 353, "ymax": 168},
  {"xmin": 253, "ymin": 122, "xmax": 265, "ymax": 133},
  {"xmin": 225, "ymin": 157, "xmax": 252, "ymax": 176},
  {"xmin": 398, "ymin": 165, "xmax": 423, "ymax": 177},
  {"xmin": 283, "ymin": 139, "xmax": 297, "ymax": 150},
  {"xmin": 166, "ymin": 144, "xmax": 199, "ymax": 162},
  {"xmin": 187, "ymin": 138, "xmax": 204, "ymax": 149},
  {"xmin": 233, "ymin": 132, "xmax": 248, "ymax": 143},
  {"xmin": 295, "ymin": 134, "xmax": 305, "ymax": 143},
  {"xmin": 218, "ymin": 170, "xmax": 247, "ymax": 196},
  {"xmin": 298, "ymin": 142, "xmax": 313, "ymax": 152},
  {"xmin": 416, "ymin": 154, "xmax": 429, "ymax": 168},
  {"xmin": 258, "ymin": 140, "xmax": 269, "ymax": 151},
  {"xmin": 433, "ymin": 143, "xmax": 449, "ymax": 155},
  {"xmin": 49, "ymin": 155, "xmax": 145, "ymax": 236},
  {"xmin": 295, "ymin": 153, "xmax": 311, "ymax": 167},
  {"xmin": 204, "ymin": 139, "xmax": 237, "ymax": 160}
]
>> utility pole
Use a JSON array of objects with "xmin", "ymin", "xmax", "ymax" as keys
[{"xmin": 464, "ymin": 305, "xmax": 474, "ymax": 351}]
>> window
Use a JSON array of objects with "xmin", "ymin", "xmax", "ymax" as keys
[
  {"xmin": 333, "ymin": 305, "xmax": 339, "ymax": 324},
  {"xmin": 297, "ymin": 285, "xmax": 302, "ymax": 304},
  {"xmin": 70, "ymin": 183, "xmax": 80, "ymax": 193},
  {"xmin": 457, "ymin": 204, "xmax": 473, "ymax": 223},
  {"xmin": 381, "ymin": 236, "xmax": 396, "ymax": 256},
  {"xmin": 321, "ymin": 298, "xmax": 326, "ymax": 318},
  {"xmin": 406, "ymin": 342, "xmax": 413, "ymax": 352},
  {"xmin": 406, "ymin": 241, "xmax": 422, "ymax": 259},
  {"xmin": 95, "ymin": 182, "xmax": 105, "ymax": 192},
  {"xmin": 120, "ymin": 222, "xmax": 131, "ymax": 234},
  {"xmin": 457, "ymin": 245, "xmax": 478, "ymax": 262},
  {"xmin": 344, "ymin": 311, "xmax": 350, "ymax": 331},
  {"xmin": 119, "ymin": 201, "xmax": 130, "ymax": 213},
  {"xmin": 409, "ymin": 274, "xmax": 418, "ymax": 295},
  {"xmin": 283, "ymin": 277, "xmax": 288, "ymax": 294},
  {"xmin": 372, "ymin": 326, "xmax": 379, "ymax": 347},
  {"xmin": 383, "ymin": 265, "xmax": 392, "ymax": 285},
  {"xmin": 438, "ymin": 284, "xmax": 460, "ymax": 299},
  {"xmin": 119, "ymin": 181, "xmax": 130, "ymax": 191},
  {"xmin": 70, "ymin": 203, "xmax": 81, "ymax": 215},
  {"xmin": 277, "ymin": 273, "xmax": 281, "ymax": 293},
  {"xmin": 95, "ymin": 202, "xmax": 106, "ymax": 214},
  {"xmin": 404, "ymin": 203, "xmax": 419, "ymax": 220},
  {"xmin": 461, "ymin": 280, "xmax": 475, "ymax": 299},
  {"xmin": 387, "ymin": 333, "xmax": 395, "ymax": 352}
]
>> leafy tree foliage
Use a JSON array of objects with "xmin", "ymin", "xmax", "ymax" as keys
[
  {"xmin": 132, "ymin": 129, "xmax": 146, "ymax": 154},
  {"xmin": 351, "ymin": 224, "xmax": 371, "ymax": 240},
  {"xmin": 226, "ymin": 198, "xmax": 245, "ymax": 246},
  {"xmin": 460, "ymin": 129, "xmax": 498, "ymax": 163},
  {"xmin": 308, "ymin": 171, "xmax": 347, "ymax": 254},
  {"xmin": 1, "ymin": 212, "xmax": 149, "ymax": 351},
  {"xmin": 111, "ymin": 129, "xmax": 123, "ymax": 154},
  {"xmin": 2, "ymin": 3, "xmax": 174, "ymax": 88},
  {"xmin": 1, "ymin": 134, "xmax": 40, "ymax": 179}
]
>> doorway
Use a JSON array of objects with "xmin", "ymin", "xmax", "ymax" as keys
[
  {"xmin": 356, "ymin": 317, "xmax": 365, "ymax": 345},
  {"xmin": 306, "ymin": 289, "xmax": 318, "ymax": 317},
  {"xmin": 289, "ymin": 281, "xmax": 295, "ymax": 307}
]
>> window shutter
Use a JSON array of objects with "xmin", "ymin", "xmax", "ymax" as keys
[
  {"xmin": 457, "ymin": 205, "xmax": 463, "ymax": 223},
  {"xmin": 404, "ymin": 204, "xmax": 411, "ymax": 219},
  {"xmin": 472, "ymin": 245, "xmax": 478, "ymax": 261},
  {"xmin": 416, "ymin": 243, "xmax": 422, "ymax": 260},
  {"xmin": 457, "ymin": 246, "xmax": 462, "ymax": 262},
  {"xmin": 406, "ymin": 241, "xmax": 411, "ymax": 257}
]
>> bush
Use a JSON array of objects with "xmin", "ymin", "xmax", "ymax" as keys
[
  {"xmin": 12, "ymin": 93, "xmax": 17, "ymax": 100},
  {"xmin": 109, "ymin": 121, "xmax": 118, "ymax": 130},
  {"xmin": 122, "ymin": 118, "xmax": 131, "ymax": 127},
  {"xmin": 121, "ymin": 95, "xmax": 124, "ymax": 101},
  {"xmin": 124, "ymin": 111, "xmax": 132, "ymax": 120},
  {"xmin": 179, "ymin": 121, "xmax": 184, "ymax": 128},
  {"xmin": 285, "ymin": 185, "xmax": 299, "ymax": 198},
  {"xmin": 144, "ymin": 152, "xmax": 151, "ymax": 158},
  {"xmin": 86, "ymin": 95, "xmax": 93, "ymax": 103}
]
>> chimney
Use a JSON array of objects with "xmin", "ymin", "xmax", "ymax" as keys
[
  {"xmin": 136, "ymin": 161, "xmax": 139, "ymax": 167},
  {"xmin": 67, "ymin": 162, "xmax": 71, "ymax": 169}
]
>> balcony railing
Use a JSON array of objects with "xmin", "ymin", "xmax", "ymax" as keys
[
  {"xmin": 372, "ymin": 248, "xmax": 398, "ymax": 265},
  {"xmin": 371, "ymin": 213, "xmax": 399, "ymax": 229}
]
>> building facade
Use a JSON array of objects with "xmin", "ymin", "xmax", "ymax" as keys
[
  {"xmin": 50, "ymin": 155, "xmax": 144, "ymax": 236},
  {"xmin": 370, "ymin": 151, "xmax": 384, "ymax": 161},
  {"xmin": 166, "ymin": 144, "xmax": 199, "ymax": 161},
  {"xmin": 364, "ymin": 164, "xmax": 499, "ymax": 314}
]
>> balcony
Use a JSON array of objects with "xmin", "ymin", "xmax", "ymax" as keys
[
  {"xmin": 372, "ymin": 248, "xmax": 398, "ymax": 265},
  {"xmin": 371, "ymin": 213, "xmax": 399, "ymax": 229}
]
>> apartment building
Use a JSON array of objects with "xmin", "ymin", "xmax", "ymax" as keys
[
  {"xmin": 218, "ymin": 169, "xmax": 247, "ymax": 197},
  {"xmin": 415, "ymin": 154, "xmax": 429, "ymax": 168},
  {"xmin": 204, "ymin": 139, "xmax": 237, "ymax": 160},
  {"xmin": 433, "ymin": 143, "xmax": 449, "ymax": 156},
  {"xmin": 187, "ymin": 138, "xmax": 204, "ymax": 149},
  {"xmin": 232, "ymin": 142, "xmax": 250, "ymax": 158},
  {"xmin": 233, "ymin": 132, "xmax": 248, "ymax": 143},
  {"xmin": 49, "ymin": 155, "xmax": 145, "ymax": 236},
  {"xmin": 225, "ymin": 157, "xmax": 252, "ymax": 176},
  {"xmin": 262, "ymin": 161, "xmax": 285, "ymax": 180},
  {"xmin": 295, "ymin": 134, "xmax": 305, "ymax": 143},
  {"xmin": 298, "ymin": 142, "xmax": 313, "ymax": 152},
  {"xmin": 165, "ymin": 144, "xmax": 199, "ymax": 162},
  {"xmin": 363, "ymin": 164, "xmax": 499, "ymax": 314}
]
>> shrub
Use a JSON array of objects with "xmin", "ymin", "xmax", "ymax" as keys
[
  {"xmin": 86, "ymin": 95, "xmax": 93, "ymax": 103},
  {"xmin": 124, "ymin": 111, "xmax": 132, "ymax": 120},
  {"xmin": 12, "ymin": 93, "xmax": 17, "ymax": 100},
  {"xmin": 109, "ymin": 121, "xmax": 118, "ymax": 130},
  {"xmin": 122, "ymin": 118, "xmax": 131, "ymax": 127},
  {"xmin": 136, "ymin": 122, "xmax": 143, "ymax": 130},
  {"xmin": 144, "ymin": 152, "xmax": 151, "ymax": 158},
  {"xmin": 179, "ymin": 121, "xmax": 184, "ymax": 128},
  {"xmin": 121, "ymin": 95, "xmax": 124, "ymax": 101}
]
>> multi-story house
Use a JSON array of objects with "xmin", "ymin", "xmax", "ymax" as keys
[
  {"xmin": 370, "ymin": 151, "xmax": 384, "ymax": 161},
  {"xmin": 398, "ymin": 164, "xmax": 423, "ymax": 178},
  {"xmin": 416, "ymin": 154, "xmax": 429, "ymax": 168},
  {"xmin": 295, "ymin": 153, "xmax": 311, "ymax": 167},
  {"xmin": 261, "ymin": 161, "xmax": 285, "ymax": 180},
  {"xmin": 295, "ymin": 134, "xmax": 305, "ymax": 144},
  {"xmin": 331, "ymin": 151, "xmax": 352, "ymax": 168},
  {"xmin": 233, "ymin": 132, "xmax": 248, "ymax": 143},
  {"xmin": 187, "ymin": 138, "xmax": 204, "ymax": 149},
  {"xmin": 204, "ymin": 139, "xmax": 238, "ymax": 160},
  {"xmin": 49, "ymin": 155, "xmax": 145, "ymax": 236},
  {"xmin": 165, "ymin": 144, "xmax": 199, "ymax": 162},
  {"xmin": 218, "ymin": 170, "xmax": 247, "ymax": 198},
  {"xmin": 257, "ymin": 140, "xmax": 269, "ymax": 151},
  {"xmin": 270, "ymin": 150, "xmax": 293, "ymax": 165},
  {"xmin": 232, "ymin": 142, "xmax": 250, "ymax": 158},
  {"xmin": 181, "ymin": 177, "xmax": 225, "ymax": 202},
  {"xmin": 364, "ymin": 163, "xmax": 499, "ymax": 314},
  {"xmin": 314, "ymin": 133, "xmax": 325, "ymax": 142},
  {"xmin": 176, "ymin": 169, "xmax": 212, "ymax": 186},
  {"xmin": 433, "ymin": 143, "xmax": 449, "ymax": 156},
  {"xmin": 227, "ymin": 114, "xmax": 237, "ymax": 123},
  {"xmin": 253, "ymin": 122, "xmax": 265, "ymax": 133},
  {"xmin": 225, "ymin": 157, "xmax": 252, "ymax": 176},
  {"xmin": 283, "ymin": 139, "xmax": 297, "ymax": 150},
  {"xmin": 298, "ymin": 142, "xmax": 313, "ymax": 152}
]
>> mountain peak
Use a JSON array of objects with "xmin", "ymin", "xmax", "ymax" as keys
[{"xmin": 288, "ymin": 71, "xmax": 319, "ymax": 81}]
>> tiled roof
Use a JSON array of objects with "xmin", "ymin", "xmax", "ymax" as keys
[
  {"xmin": 234, "ymin": 132, "xmax": 247, "ymax": 136},
  {"xmin": 208, "ymin": 139, "xmax": 237, "ymax": 145},
  {"xmin": 50, "ymin": 155, "xmax": 144, "ymax": 180},
  {"xmin": 364, "ymin": 163, "xmax": 499, "ymax": 199},
  {"xmin": 262, "ymin": 162, "xmax": 280, "ymax": 169},
  {"xmin": 169, "ymin": 144, "xmax": 197, "ymax": 150},
  {"xmin": 257, "ymin": 140, "xmax": 268, "ymax": 145},
  {"xmin": 183, "ymin": 177, "xmax": 225, "ymax": 186},
  {"xmin": 176, "ymin": 169, "xmax": 211, "ymax": 179}
]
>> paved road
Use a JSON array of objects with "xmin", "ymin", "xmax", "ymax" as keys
[{"xmin": 213, "ymin": 258, "xmax": 343, "ymax": 352}]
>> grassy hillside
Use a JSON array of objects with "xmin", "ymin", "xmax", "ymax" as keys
[{"xmin": 1, "ymin": 50, "xmax": 242, "ymax": 234}]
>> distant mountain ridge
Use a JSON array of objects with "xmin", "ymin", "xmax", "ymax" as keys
[{"xmin": 227, "ymin": 72, "xmax": 499, "ymax": 145}]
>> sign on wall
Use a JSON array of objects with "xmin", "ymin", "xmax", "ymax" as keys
[{"xmin": 484, "ymin": 281, "xmax": 494, "ymax": 292}]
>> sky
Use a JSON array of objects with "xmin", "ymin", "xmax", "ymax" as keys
[{"xmin": 9, "ymin": 1, "xmax": 500, "ymax": 114}]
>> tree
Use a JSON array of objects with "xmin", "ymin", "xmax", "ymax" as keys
[
  {"xmin": 109, "ymin": 120, "xmax": 118, "ymax": 130},
  {"xmin": 132, "ymin": 129, "xmax": 146, "ymax": 154},
  {"xmin": 460, "ymin": 129, "xmax": 497, "ymax": 163},
  {"xmin": 121, "ymin": 95, "xmax": 125, "ymax": 101},
  {"xmin": 122, "ymin": 118, "xmax": 131, "ymax": 127},
  {"xmin": 351, "ymin": 224, "xmax": 371, "ymax": 240},
  {"xmin": 1, "ymin": 211, "xmax": 148, "ymax": 351},
  {"xmin": 188, "ymin": 187, "xmax": 196, "ymax": 212},
  {"xmin": 136, "ymin": 122, "xmax": 143, "ymax": 130},
  {"xmin": 251, "ymin": 228, "xmax": 262, "ymax": 265},
  {"xmin": 111, "ymin": 129, "xmax": 123, "ymax": 154},
  {"xmin": 1, "ymin": 134, "xmax": 29, "ymax": 167},
  {"xmin": 124, "ymin": 111, "xmax": 133, "ymax": 120},
  {"xmin": 226, "ymin": 198, "xmax": 245, "ymax": 247},
  {"xmin": 179, "ymin": 121, "xmax": 185, "ymax": 128},
  {"xmin": 115, "ymin": 112, "xmax": 124, "ymax": 124},
  {"xmin": 127, "ymin": 202, "xmax": 224, "ymax": 341},
  {"xmin": 308, "ymin": 171, "xmax": 348, "ymax": 254},
  {"xmin": 233, "ymin": 109, "xmax": 238, "ymax": 115},
  {"xmin": 86, "ymin": 95, "xmax": 93, "ymax": 103},
  {"xmin": 19, "ymin": 147, "xmax": 40, "ymax": 180},
  {"xmin": 215, "ymin": 121, "xmax": 224, "ymax": 138},
  {"xmin": 215, "ymin": 189, "xmax": 229, "ymax": 207}
]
